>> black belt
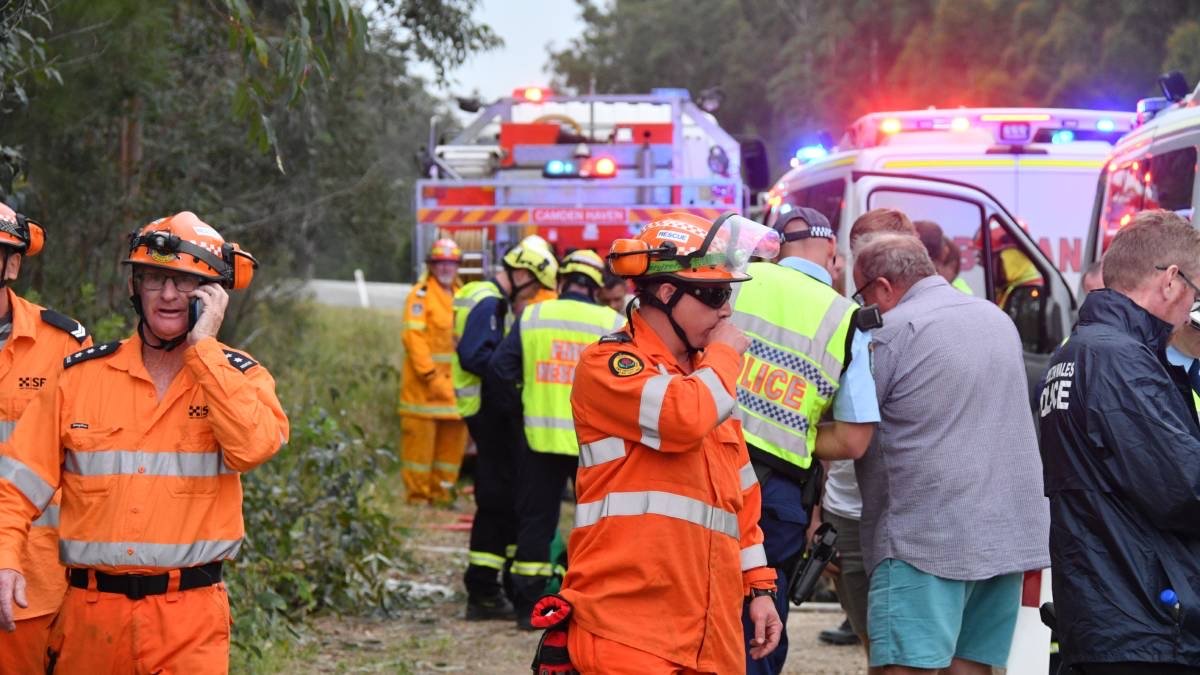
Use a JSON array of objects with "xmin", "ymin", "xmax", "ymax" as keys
[{"xmin": 67, "ymin": 561, "xmax": 223, "ymax": 599}]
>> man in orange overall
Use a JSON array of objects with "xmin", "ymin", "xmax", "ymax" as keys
[
  {"xmin": 0, "ymin": 212, "xmax": 289, "ymax": 674},
  {"xmin": 559, "ymin": 212, "xmax": 784, "ymax": 674},
  {"xmin": 0, "ymin": 204, "xmax": 90, "ymax": 673},
  {"xmin": 399, "ymin": 238, "xmax": 469, "ymax": 505}
]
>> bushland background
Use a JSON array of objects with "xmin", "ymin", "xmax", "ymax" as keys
[{"xmin": 3, "ymin": 1, "xmax": 1200, "ymax": 671}]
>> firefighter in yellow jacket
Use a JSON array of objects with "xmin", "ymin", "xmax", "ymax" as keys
[{"xmin": 399, "ymin": 238, "xmax": 469, "ymax": 505}]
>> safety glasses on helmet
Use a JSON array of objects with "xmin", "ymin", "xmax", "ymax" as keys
[
  {"xmin": 681, "ymin": 284, "xmax": 732, "ymax": 309},
  {"xmin": 135, "ymin": 270, "xmax": 202, "ymax": 293}
]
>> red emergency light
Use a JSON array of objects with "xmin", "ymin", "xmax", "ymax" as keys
[
  {"xmin": 514, "ymin": 86, "xmax": 554, "ymax": 102},
  {"xmin": 586, "ymin": 157, "xmax": 618, "ymax": 178}
]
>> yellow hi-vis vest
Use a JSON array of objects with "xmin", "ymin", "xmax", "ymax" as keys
[
  {"xmin": 519, "ymin": 299, "xmax": 625, "ymax": 455},
  {"xmin": 730, "ymin": 261, "xmax": 856, "ymax": 471},
  {"xmin": 452, "ymin": 280, "xmax": 503, "ymax": 417}
]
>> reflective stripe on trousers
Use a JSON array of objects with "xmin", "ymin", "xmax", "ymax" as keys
[
  {"xmin": 574, "ymin": 490, "xmax": 739, "ymax": 539},
  {"xmin": 59, "ymin": 538, "xmax": 242, "ymax": 568}
]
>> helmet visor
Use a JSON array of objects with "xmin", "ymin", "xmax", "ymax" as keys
[{"xmin": 702, "ymin": 214, "xmax": 781, "ymax": 276}]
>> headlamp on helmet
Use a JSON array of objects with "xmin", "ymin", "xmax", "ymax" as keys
[
  {"xmin": 124, "ymin": 212, "xmax": 258, "ymax": 290},
  {"xmin": 0, "ymin": 204, "xmax": 45, "ymax": 257}
]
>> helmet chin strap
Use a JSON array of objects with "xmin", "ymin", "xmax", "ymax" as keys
[
  {"xmin": 643, "ymin": 286, "xmax": 700, "ymax": 354},
  {"xmin": 504, "ymin": 267, "xmax": 538, "ymax": 305},
  {"xmin": 130, "ymin": 295, "xmax": 187, "ymax": 352}
]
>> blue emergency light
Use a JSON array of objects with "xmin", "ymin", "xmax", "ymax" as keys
[
  {"xmin": 543, "ymin": 160, "xmax": 577, "ymax": 177},
  {"xmin": 795, "ymin": 145, "xmax": 829, "ymax": 162},
  {"xmin": 1051, "ymin": 130, "xmax": 1076, "ymax": 144},
  {"xmin": 1096, "ymin": 118, "xmax": 1116, "ymax": 132}
]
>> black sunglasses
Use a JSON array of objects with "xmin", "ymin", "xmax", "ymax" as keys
[{"xmin": 681, "ymin": 284, "xmax": 733, "ymax": 309}]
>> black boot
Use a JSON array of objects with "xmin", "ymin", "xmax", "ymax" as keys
[
  {"xmin": 465, "ymin": 592, "xmax": 515, "ymax": 621},
  {"xmin": 818, "ymin": 617, "xmax": 861, "ymax": 646}
]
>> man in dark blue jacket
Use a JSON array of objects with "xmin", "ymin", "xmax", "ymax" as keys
[{"xmin": 1039, "ymin": 209, "xmax": 1200, "ymax": 674}]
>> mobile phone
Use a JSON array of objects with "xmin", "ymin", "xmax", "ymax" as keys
[{"xmin": 188, "ymin": 297, "xmax": 203, "ymax": 331}]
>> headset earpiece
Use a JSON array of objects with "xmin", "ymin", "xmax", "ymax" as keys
[
  {"xmin": 21, "ymin": 217, "xmax": 43, "ymax": 257},
  {"xmin": 225, "ymin": 243, "xmax": 257, "ymax": 290},
  {"xmin": 607, "ymin": 239, "xmax": 651, "ymax": 277}
]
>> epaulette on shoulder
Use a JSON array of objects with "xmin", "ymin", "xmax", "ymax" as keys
[
  {"xmin": 64, "ymin": 340, "xmax": 121, "ymax": 369},
  {"xmin": 40, "ymin": 309, "xmax": 89, "ymax": 345},
  {"xmin": 223, "ymin": 349, "xmax": 259, "ymax": 373},
  {"xmin": 599, "ymin": 331, "xmax": 632, "ymax": 344}
]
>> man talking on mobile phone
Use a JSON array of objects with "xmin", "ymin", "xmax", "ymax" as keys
[{"xmin": 0, "ymin": 211, "xmax": 289, "ymax": 673}]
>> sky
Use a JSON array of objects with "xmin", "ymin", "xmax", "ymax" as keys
[{"xmin": 412, "ymin": 0, "xmax": 586, "ymax": 102}]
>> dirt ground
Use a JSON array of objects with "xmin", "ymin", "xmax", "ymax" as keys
[{"xmin": 281, "ymin": 496, "xmax": 869, "ymax": 674}]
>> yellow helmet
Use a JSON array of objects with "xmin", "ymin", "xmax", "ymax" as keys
[
  {"xmin": 559, "ymin": 249, "xmax": 605, "ymax": 287},
  {"xmin": 502, "ymin": 236, "xmax": 558, "ymax": 289}
]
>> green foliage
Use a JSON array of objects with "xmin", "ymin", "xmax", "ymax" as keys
[
  {"xmin": 228, "ymin": 303, "xmax": 407, "ymax": 669},
  {"xmin": 550, "ymin": 0, "xmax": 1200, "ymax": 167}
]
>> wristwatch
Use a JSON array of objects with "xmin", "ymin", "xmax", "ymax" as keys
[{"xmin": 748, "ymin": 587, "xmax": 778, "ymax": 602}]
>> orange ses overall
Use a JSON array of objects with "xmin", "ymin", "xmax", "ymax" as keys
[
  {"xmin": 0, "ymin": 332, "xmax": 288, "ymax": 675},
  {"xmin": 560, "ymin": 311, "xmax": 775, "ymax": 675},
  {"xmin": 0, "ymin": 290, "xmax": 90, "ymax": 674}
]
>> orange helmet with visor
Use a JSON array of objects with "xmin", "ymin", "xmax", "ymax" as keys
[{"xmin": 124, "ymin": 211, "xmax": 258, "ymax": 290}]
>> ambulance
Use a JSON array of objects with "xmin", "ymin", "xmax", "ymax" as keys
[
  {"xmin": 1084, "ymin": 74, "xmax": 1200, "ymax": 276},
  {"xmin": 413, "ymin": 87, "xmax": 769, "ymax": 277},
  {"xmin": 765, "ymin": 108, "xmax": 1136, "ymax": 293}
]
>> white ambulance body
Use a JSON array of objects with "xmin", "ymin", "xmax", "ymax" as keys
[{"xmin": 766, "ymin": 108, "xmax": 1135, "ymax": 293}]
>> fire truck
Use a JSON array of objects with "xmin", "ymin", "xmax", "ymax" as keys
[{"xmin": 413, "ymin": 87, "xmax": 768, "ymax": 277}]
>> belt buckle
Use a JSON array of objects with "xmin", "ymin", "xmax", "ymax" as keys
[{"xmin": 126, "ymin": 574, "xmax": 145, "ymax": 600}]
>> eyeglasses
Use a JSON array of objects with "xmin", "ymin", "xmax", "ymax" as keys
[
  {"xmin": 852, "ymin": 277, "xmax": 881, "ymax": 306},
  {"xmin": 1156, "ymin": 264, "xmax": 1200, "ymax": 309},
  {"xmin": 136, "ymin": 270, "xmax": 202, "ymax": 293},
  {"xmin": 681, "ymin": 284, "xmax": 733, "ymax": 309}
]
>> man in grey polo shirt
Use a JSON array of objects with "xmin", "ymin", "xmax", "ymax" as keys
[{"xmin": 852, "ymin": 232, "xmax": 1049, "ymax": 675}]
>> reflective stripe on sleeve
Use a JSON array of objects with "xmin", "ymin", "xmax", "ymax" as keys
[
  {"xmin": 694, "ymin": 367, "xmax": 735, "ymax": 422},
  {"xmin": 32, "ymin": 503, "xmax": 59, "ymax": 528},
  {"xmin": 64, "ymin": 450, "xmax": 235, "ymax": 478},
  {"xmin": 0, "ymin": 456, "xmax": 56, "ymax": 511},
  {"xmin": 60, "ymin": 538, "xmax": 242, "ymax": 568},
  {"xmin": 739, "ymin": 462, "xmax": 757, "ymax": 491},
  {"xmin": 574, "ymin": 490, "xmax": 739, "ymax": 539},
  {"xmin": 432, "ymin": 353, "xmax": 454, "ymax": 363},
  {"xmin": 0, "ymin": 420, "xmax": 15, "ymax": 443},
  {"xmin": 741, "ymin": 543, "xmax": 768, "ymax": 571},
  {"xmin": 638, "ymin": 370, "xmax": 673, "ymax": 450},
  {"xmin": 579, "ymin": 437, "xmax": 626, "ymax": 468}
]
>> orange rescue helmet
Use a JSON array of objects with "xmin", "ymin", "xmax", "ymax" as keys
[
  {"xmin": 0, "ymin": 202, "xmax": 44, "ymax": 256},
  {"xmin": 428, "ymin": 237, "xmax": 463, "ymax": 263},
  {"xmin": 124, "ymin": 211, "xmax": 258, "ymax": 290},
  {"xmin": 608, "ymin": 212, "xmax": 779, "ymax": 284}
]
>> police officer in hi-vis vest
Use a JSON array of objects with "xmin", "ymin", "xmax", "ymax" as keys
[
  {"xmin": 489, "ymin": 248, "xmax": 624, "ymax": 628},
  {"xmin": 731, "ymin": 204, "xmax": 881, "ymax": 675},
  {"xmin": 455, "ymin": 237, "xmax": 559, "ymax": 621}
]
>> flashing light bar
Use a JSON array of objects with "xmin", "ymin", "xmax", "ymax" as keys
[
  {"xmin": 542, "ymin": 157, "xmax": 618, "ymax": 179},
  {"xmin": 514, "ymin": 86, "xmax": 554, "ymax": 102},
  {"xmin": 950, "ymin": 116, "xmax": 971, "ymax": 132},
  {"xmin": 1051, "ymin": 129, "xmax": 1076, "ymax": 144},
  {"xmin": 795, "ymin": 145, "xmax": 829, "ymax": 162},
  {"xmin": 880, "ymin": 118, "xmax": 903, "ymax": 135},
  {"xmin": 981, "ymin": 113, "xmax": 1052, "ymax": 122},
  {"xmin": 1096, "ymin": 118, "xmax": 1116, "ymax": 132}
]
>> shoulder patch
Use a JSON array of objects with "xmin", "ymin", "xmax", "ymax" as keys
[
  {"xmin": 223, "ymin": 349, "xmax": 259, "ymax": 373},
  {"xmin": 599, "ymin": 331, "xmax": 632, "ymax": 344},
  {"xmin": 411, "ymin": 302, "xmax": 424, "ymax": 316},
  {"xmin": 608, "ymin": 351, "xmax": 644, "ymax": 377},
  {"xmin": 64, "ymin": 340, "xmax": 122, "ymax": 368},
  {"xmin": 41, "ymin": 309, "xmax": 89, "ymax": 344}
]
